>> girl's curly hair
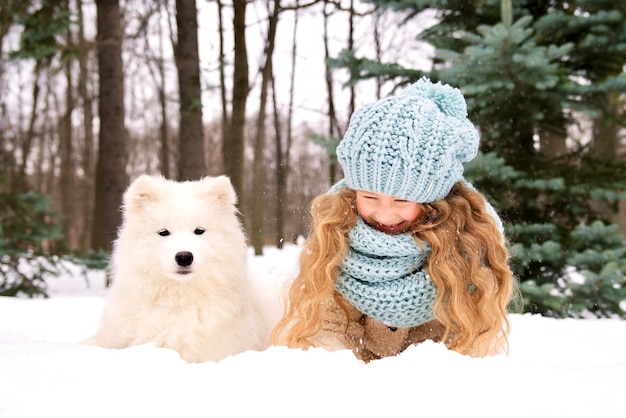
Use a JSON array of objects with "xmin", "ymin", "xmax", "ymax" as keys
[{"xmin": 271, "ymin": 182, "xmax": 519, "ymax": 357}]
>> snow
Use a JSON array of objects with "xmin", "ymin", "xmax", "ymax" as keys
[{"xmin": 1, "ymin": 244, "xmax": 626, "ymax": 418}]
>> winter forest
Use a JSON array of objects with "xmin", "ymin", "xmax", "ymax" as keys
[{"xmin": 1, "ymin": 0, "xmax": 626, "ymax": 319}]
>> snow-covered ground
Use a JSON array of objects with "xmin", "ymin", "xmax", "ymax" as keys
[{"xmin": 1, "ymin": 244, "xmax": 625, "ymax": 418}]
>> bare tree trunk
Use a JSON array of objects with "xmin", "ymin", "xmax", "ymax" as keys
[
  {"xmin": 19, "ymin": 62, "xmax": 42, "ymax": 184},
  {"xmin": 274, "ymin": 0, "xmax": 299, "ymax": 249},
  {"xmin": 223, "ymin": 0, "xmax": 249, "ymax": 209},
  {"xmin": 40, "ymin": 68, "xmax": 57, "ymax": 197},
  {"xmin": 617, "ymin": 200, "xmax": 626, "ymax": 237},
  {"xmin": 59, "ymin": 23, "xmax": 76, "ymax": 249},
  {"xmin": 77, "ymin": 0, "xmax": 96, "ymax": 255},
  {"xmin": 55, "ymin": 0, "xmax": 77, "ymax": 249},
  {"xmin": 271, "ymin": 76, "xmax": 284, "ymax": 248},
  {"xmin": 146, "ymin": 4, "xmax": 171, "ymax": 178},
  {"xmin": 0, "ymin": 0, "xmax": 9, "ymax": 79},
  {"xmin": 617, "ymin": 97, "xmax": 626, "ymax": 238},
  {"xmin": 322, "ymin": 0, "xmax": 339, "ymax": 185},
  {"xmin": 217, "ymin": 0, "xmax": 228, "ymax": 138},
  {"xmin": 590, "ymin": 91, "xmax": 622, "ymax": 232},
  {"xmin": 539, "ymin": 128, "xmax": 567, "ymax": 158},
  {"xmin": 373, "ymin": 9, "xmax": 383, "ymax": 99},
  {"xmin": 347, "ymin": 0, "xmax": 355, "ymax": 116},
  {"xmin": 252, "ymin": 0, "xmax": 281, "ymax": 255},
  {"xmin": 0, "ymin": 0, "xmax": 6, "ymax": 178},
  {"xmin": 174, "ymin": 0, "xmax": 205, "ymax": 180},
  {"xmin": 92, "ymin": 0, "xmax": 128, "ymax": 255},
  {"xmin": 591, "ymin": 92, "xmax": 620, "ymax": 162}
]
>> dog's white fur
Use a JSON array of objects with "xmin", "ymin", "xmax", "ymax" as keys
[{"xmin": 85, "ymin": 175, "xmax": 270, "ymax": 363}]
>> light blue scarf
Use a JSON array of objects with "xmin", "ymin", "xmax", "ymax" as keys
[{"xmin": 335, "ymin": 217, "xmax": 437, "ymax": 328}]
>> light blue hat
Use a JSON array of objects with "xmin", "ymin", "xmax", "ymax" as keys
[{"xmin": 336, "ymin": 78, "xmax": 479, "ymax": 203}]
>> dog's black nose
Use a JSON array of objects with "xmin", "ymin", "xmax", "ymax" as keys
[{"xmin": 175, "ymin": 251, "xmax": 194, "ymax": 267}]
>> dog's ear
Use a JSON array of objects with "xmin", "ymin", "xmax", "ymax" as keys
[
  {"xmin": 203, "ymin": 175, "xmax": 238, "ymax": 206},
  {"xmin": 124, "ymin": 175, "xmax": 163, "ymax": 212}
]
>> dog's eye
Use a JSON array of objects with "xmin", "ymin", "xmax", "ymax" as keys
[
  {"xmin": 158, "ymin": 229, "xmax": 171, "ymax": 237},
  {"xmin": 194, "ymin": 227, "xmax": 205, "ymax": 235}
]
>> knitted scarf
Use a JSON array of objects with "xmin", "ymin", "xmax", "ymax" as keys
[{"xmin": 335, "ymin": 218, "xmax": 437, "ymax": 328}]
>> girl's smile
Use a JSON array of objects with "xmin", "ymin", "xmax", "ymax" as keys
[{"xmin": 355, "ymin": 190, "xmax": 423, "ymax": 234}]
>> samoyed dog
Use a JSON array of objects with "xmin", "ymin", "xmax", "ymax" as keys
[{"xmin": 86, "ymin": 175, "xmax": 275, "ymax": 363}]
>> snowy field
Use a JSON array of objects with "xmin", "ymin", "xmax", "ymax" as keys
[{"xmin": 1, "ymin": 243, "xmax": 626, "ymax": 418}]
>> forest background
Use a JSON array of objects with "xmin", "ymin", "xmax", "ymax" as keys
[{"xmin": 1, "ymin": 0, "xmax": 626, "ymax": 319}]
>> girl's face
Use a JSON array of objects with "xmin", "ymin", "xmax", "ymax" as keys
[{"xmin": 355, "ymin": 190, "xmax": 423, "ymax": 234}]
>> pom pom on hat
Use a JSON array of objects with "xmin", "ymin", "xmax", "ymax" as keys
[{"xmin": 336, "ymin": 77, "xmax": 479, "ymax": 203}]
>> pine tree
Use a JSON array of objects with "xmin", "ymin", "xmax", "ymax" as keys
[
  {"xmin": 434, "ymin": 0, "xmax": 626, "ymax": 317},
  {"xmin": 333, "ymin": 0, "xmax": 626, "ymax": 317},
  {"xmin": 0, "ymin": 155, "xmax": 64, "ymax": 297}
]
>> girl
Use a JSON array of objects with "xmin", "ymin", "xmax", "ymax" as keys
[{"xmin": 271, "ymin": 78, "xmax": 518, "ymax": 362}]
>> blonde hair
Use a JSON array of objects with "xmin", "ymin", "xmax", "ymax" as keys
[{"xmin": 271, "ymin": 182, "xmax": 518, "ymax": 357}]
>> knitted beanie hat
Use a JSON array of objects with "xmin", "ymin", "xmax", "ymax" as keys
[{"xmin": 336, "ymin": 77, "xmax": 479, "ymax": 203}]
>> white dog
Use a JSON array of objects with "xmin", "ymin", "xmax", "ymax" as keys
[{"xmin": 86, "ymin": 175, "xmax": 272, "ymax": 363}]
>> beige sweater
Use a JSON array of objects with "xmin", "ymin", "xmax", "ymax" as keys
[{"xmin": 309, "ymin": 291, "xmax": 446, "ymax": 362}]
